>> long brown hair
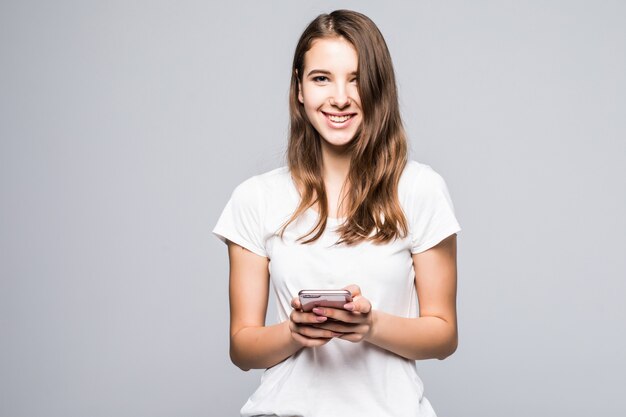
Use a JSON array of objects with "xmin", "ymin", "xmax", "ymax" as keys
[{"xmin": 282, "ymin": 9, "xmax": 409, "ymax": 245}]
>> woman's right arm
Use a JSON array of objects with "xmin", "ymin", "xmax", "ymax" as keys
[{"xmin": 228, "ymin": 241, "xmax": 338, "ymax": 371}]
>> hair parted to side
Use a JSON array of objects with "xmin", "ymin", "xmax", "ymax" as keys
[{"xmin": 281, "ymin": 9, "xmax": 409, "ymax": 245}]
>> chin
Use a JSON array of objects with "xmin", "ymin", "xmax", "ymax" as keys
[{"xmin": 322, "ymin": 134, "xmax": 357, "ymax": 149}]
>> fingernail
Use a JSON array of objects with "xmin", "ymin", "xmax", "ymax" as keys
[
  {"xmin": 316, "ymin": 316, "xmax": 327, "ymax": 322},
  {"xmin": 343, "ymin": 303, "xmax": 354, "ymax": 311},
  {"xmin": 312, "ymin": 307, "xmax": 323, "ymax": 314}
]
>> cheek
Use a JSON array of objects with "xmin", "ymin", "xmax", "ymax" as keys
[
  {"xmin": 302, "ymin": 86, "xmax": 326, "ymax": 110},
  {"xmin": 303, "ymin": 107, "xmax": 321, "ymax": 130},
  {"xmin": 304, "ymin": 93, "xmax": 324, "ymax": 110}
]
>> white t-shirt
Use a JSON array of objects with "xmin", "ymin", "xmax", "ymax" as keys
[{"xmin": 213, "ymin": 160, "xmax": 461, "ymax": 417}]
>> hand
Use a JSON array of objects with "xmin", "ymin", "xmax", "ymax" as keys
[
  {"xmin": 310, "ymin": 284, "xmax": 374, "ymax": 343},
  {"xmin": 288, "ymin": 296, "xmax": 344, "ymax": 348}
]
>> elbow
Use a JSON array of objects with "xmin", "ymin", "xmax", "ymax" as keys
[
  {"xmin": 229, "ymin": 338, "xmax": 252, "ymax": 372},
  {"xmin": 230, "ymin": 348, "xmax": 251, "ymax": 372},
  {"xmin": 436, "ymin": 334, "xmax": 458, "ymax": 360},
  {"xmin": 235, "ymin": 362, "xmax": 252, "ymax": 372}
]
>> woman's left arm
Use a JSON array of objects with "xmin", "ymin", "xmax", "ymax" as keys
[
  {"xmin": 311, "ymin": 233, "xmax": 458, "ymax": 360},
  {"xmin": 366, "ymin": 233, "xmax": 458, "ymax": 360}
]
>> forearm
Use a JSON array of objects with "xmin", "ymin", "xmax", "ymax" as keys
[
  {"xmin": 365, "ymin": 310, "xmax": 458, "ymax": 361},
  {"xmin": 230, "ymin": 320, "xmax": 302, "ymax": 371}
]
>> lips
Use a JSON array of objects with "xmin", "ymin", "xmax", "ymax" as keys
[{"xmin": 322, "ymin": 111, "xmax": 357, "ymax": 124}]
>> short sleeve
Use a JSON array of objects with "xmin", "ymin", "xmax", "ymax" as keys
[
  {"xmin": 212, "ymin": 178, "xmax": 267, "ymax": 257},
  {"xmin": 406, "ymin": 167, "xmax": 462, "ymax": 254}
]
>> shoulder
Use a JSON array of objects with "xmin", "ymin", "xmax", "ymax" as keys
[
  {"xmin": 233, "ymin": 166, "xmax": 289, "ymax": 192},
  {"xmin": 399, "ymin": 160, "xmax": 449, "ymax": 198},
  {"xmin": 399, "ymin": 161, "xmax": 461, "ymax": 252},
  {"xmin": 230, "ymin": 166, "xmax": 293, "ymax": 207}
]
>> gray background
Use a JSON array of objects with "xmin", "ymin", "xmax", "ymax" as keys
[{"xmin": 1, "ymin": 0, "xmax": 625, "ymax": 416}]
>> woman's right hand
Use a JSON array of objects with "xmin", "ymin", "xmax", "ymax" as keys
[{"xmin": 288, "ymin": 297, "xmax": 342, "ymax": 348}]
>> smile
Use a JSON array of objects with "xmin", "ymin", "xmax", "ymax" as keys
[{"xmin": 322, "ymin": 111, "xmax": 356, "ymax": 124}]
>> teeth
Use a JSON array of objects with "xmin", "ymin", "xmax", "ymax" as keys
[{"xmin": 328, "ymin": 114, "xmax": 351, "ymax": 122}]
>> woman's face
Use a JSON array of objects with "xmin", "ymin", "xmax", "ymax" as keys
[{"xmin": 298, "ymin": 37, "xmax": 362, "ymax": 151}]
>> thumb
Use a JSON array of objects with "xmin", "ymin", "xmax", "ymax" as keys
[
  {"xmin": 351, "ymin": 295, "xmax": 372, "ymax": 314},
  {"xmin": 342, "ymin": 284, "xmax": 362, "ymax": 299}
]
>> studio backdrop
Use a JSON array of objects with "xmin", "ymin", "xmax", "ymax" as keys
[{"xmin": 1, "ymin": 1, "xmax": 625, "ymax": 416}]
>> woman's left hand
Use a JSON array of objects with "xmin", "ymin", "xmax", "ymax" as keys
[{"xmin": 311, "ymin": 284, "xmax": 374, "ymax": 343}]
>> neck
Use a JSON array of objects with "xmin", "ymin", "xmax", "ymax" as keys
[
  {"xmin": 319, "ymin": 141, "xmax": 352, "ymax": 218},
  {"xmin": 320, "ymin": 141, "xmax": 351, "ymax": 186}
]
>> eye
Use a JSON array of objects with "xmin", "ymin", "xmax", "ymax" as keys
[{"xmin": 312, "ymin": 75, "xmax": 329, "ymax": 83}]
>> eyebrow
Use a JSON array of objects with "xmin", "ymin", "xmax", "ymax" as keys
[{"xmin": 306, "ymin": 69, "xmax": 358, "ymax": 77}]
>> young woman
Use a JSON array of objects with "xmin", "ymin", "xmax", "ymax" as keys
[{"xmin": 214, "ymin": 9, "xmax": 461, "ymax": 417}]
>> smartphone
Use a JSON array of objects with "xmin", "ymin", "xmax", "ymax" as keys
[{"xmin": 298, "ymin": 289, "xmax": 353, "ymax": 312}]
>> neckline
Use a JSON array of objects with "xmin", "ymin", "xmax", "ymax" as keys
[
  {"xmin": 306, "ymin": 207, "xmax": 346, "ymax": 224},
  {"xmin": 287, "ymin": 171, "xmax": 346, "ymax": 224}
]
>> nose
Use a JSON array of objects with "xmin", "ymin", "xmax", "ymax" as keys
[{"xmin": 330, "ymin": 82, "xmax": 351, "ymax": 108}]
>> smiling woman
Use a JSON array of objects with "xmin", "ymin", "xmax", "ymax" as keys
[{"xmin": 213, "ymin": 9, "xmax": 461, "ymax": 417}]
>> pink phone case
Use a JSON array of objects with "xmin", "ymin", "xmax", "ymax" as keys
[{"xmin": 298, "ymin": 289, "xmax": 353, "ymax": 312}]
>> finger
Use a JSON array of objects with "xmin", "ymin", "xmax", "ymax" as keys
[
  {"xmin": 312, "ymin": 321, "xmax": 358, "ymax": 333},
  {"xmin": 312, "ymin": 307, "xmax": 363, "ymax": 324},
  {"xmin": 291, "ymin": 297, "xmax": 302, "ymax": 310},
  {"xmin": 312, "ymin": 306, "xmax": 350, "ymax": 321},
  {"xmin": 342, "ymin": 284, "xmax": 362, "ymax": 299},
  {"xmin": 291, "ymin": 310, "xmax": 328, "ymax": 324},
  {"xmin": 298, "ymin": 324, "xmax": 343, "ymax": 339},
  {"xmin": 345, "ymin": 295, "xmax": 371, "ymax": 314}
]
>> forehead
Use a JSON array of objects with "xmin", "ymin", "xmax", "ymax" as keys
[{"xmin": 303, "ymin": 37, "xmax": 358, "ymax": 72}]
